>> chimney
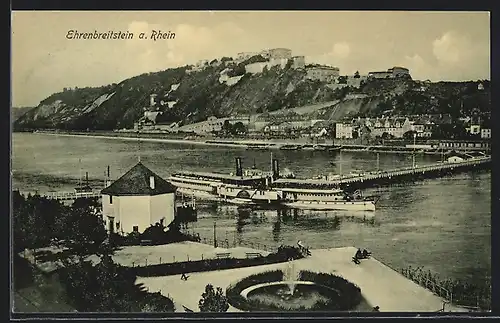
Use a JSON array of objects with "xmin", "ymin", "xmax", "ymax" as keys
[
  {"xmin": 149, "ymin": 176, "xmax": 155, "ymax": 189},
  {"xmin": 272, "ymin": 159, "xmax": 280, "ymax": 179},
  {"xmin": 235, "ymin": 157, "xmax": 243, "ymax": 177}
]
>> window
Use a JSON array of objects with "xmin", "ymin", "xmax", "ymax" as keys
[
  {"xmin": 109, "ymin": 195, "xmax": 113, "ymax": 204},
  {"xmin": 116, "ymin": 222, "xmax": 120, "ymax": 230},
  {"xmin": 133, "ymin": 226, "xmax": 139, "ymax": 232}
]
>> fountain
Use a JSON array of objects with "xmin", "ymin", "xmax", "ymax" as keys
[
  {"xmin": 228, "ymin": 269, "xmax": 367, "ymax": 311},
  {"xmin": 282, "ymin": 260, "xmax": 299, "ymax": 297}
]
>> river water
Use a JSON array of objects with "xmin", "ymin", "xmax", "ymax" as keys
[{"xmin": 12, "ymin": 133, "xmax": 491, "ymax": 286}]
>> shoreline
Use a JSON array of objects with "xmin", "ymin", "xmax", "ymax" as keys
[{"xmin": 23, "ymin": 131, "xmax": 484, "ymax": 155}]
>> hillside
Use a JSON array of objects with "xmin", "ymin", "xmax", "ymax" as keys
[
  {"xmin": 13, "ymin": 60, "xmax": 491, "ymax": 131},
  {"xmin": 313, "ymin": 79, "xmax": 491, "ymax": 121},
  {"xmin": 14, "ymin": 60, "xmax": 340, "ymax": 131},
  {"xmin": 11, "ymin": 107, "xmax": 35, "ymax": 122}
]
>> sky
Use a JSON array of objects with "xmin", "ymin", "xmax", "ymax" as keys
[{"xmin": 11, "ymin": 11, "xmax": 490, "ymax": 107}]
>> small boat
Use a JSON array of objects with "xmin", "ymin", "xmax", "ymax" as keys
[
  {"xmin": 327, "ymin": 146, "xmax": 341, "ymax": 152},
  {"xmin": 246, "ymin": 144, "xmax": 270, "ymax": 151},
  {"xmin": 313, "ymin": 145, "xmax": 328, "ymax": 151},
  {"xmin": 279, "ymin": 144, "xmax": 302, "ymax": 151}
]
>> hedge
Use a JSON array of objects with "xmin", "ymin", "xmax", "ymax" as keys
[
  {"xmin": 131, "ymin": 246, "xmax": 304, "ymax": 277},
  {"xmin": 299, "ymin": 270, "xmax": 362, "ymax": 310}
]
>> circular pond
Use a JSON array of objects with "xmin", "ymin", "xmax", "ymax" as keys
[
  {"xmin": 243, "ymin": 281, "xmax": 340, "ymax": 311},
  {"xmin": 226, "ymin": 270, "xmax": 363, "ymax": 312}
]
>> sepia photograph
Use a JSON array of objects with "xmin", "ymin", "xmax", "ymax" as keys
[{"xmin": 11, "ymin": 10, "xmax": 491, "ymax": 315}]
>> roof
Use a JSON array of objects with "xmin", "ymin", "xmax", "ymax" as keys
[
  {"xmin": 172, "ymin": 171, "xmax": 269, "ymax": 182},
  {"xmin": 101, "ymin": 162, "xmax": 176, "ymax": 196}
]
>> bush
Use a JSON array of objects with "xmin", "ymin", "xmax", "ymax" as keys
[
  {"xmin": 198, "ymin": 284, "xmax": 229, "ymax": 312},
  {"xmin": 58, "ymin": 256, "xmax": 175, "ymax": 312}
]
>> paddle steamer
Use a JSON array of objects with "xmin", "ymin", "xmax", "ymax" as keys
[{"xmin": 168, "ymin": 157, "xmax": 377, "ymax": 211}]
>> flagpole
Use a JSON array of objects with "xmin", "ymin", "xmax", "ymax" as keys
[
  {"xmin": 79, "ymin": 158, "xmax": 82, "ymax": 188},
  {"xmin": 270, "ymin": 151, "xmax": 273, "ymax": 173}
]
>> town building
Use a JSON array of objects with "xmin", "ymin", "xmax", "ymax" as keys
[
  {"xmin": 481, "ymin": 128, "xmax": 491, "ymax": 139},
  {"xmin": 310, "ymin": 121, "xmax": 332, "ymax": 137},
  {"xmin": 469, "ymin": 124, "xmax": 481, "ymax": 135},
  {"xmin": 335, "ymin": 122, "xmax": 353, "ymax": 139},
  {"xmin": 436, "ymin": 140, "xmax": 491, "ymax": 150},
  {"xmin": 306, "ymin": 66, "xmax": 340, "ymax": 82},
  {"xmin": 251, "ymin": 111, "xmax": 320, "ymax": 132},
  {"xmin": 177, "ymin": 116, "xmax": 251, "ymax": 135},
  {"xmin": 465, "ymin": 116, "xmax": 482, "ymax": 136},
  {"xmin": 101, "ymin": 162, "xmax": 177, "ymax": 235},
  {"xmin": 411, "ymin": 117, "xmax": 435, "ymax": 138},
  {"xmin": 370, "ymin": 117, "xmax": 412, "ymax": 138},
  {"xmin": 263, "ymin": 121, "xmax": 293, "ymax": 135}
]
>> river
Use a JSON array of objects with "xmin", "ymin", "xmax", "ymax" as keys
[{"xmin": 12, "ymin": 133, "xmax": 491, "ymax": 286}]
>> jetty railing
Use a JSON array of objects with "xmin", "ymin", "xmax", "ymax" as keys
[
  {"xmin": 399, "ymin": 266, "xmax": 490, "ymax": 311},
  {"xmin": 335, "ymin": 156, "xmax": 491, "ymax": 185},
  {"xmin": 17, "ymin": 190, "xmax": 102, "ymax": 200}
]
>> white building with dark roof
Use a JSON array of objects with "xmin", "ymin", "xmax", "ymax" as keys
[{"xmin": 101, "ymin": 162, "xmax": 177, "ymax": 235}]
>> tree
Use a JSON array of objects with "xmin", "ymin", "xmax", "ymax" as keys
[
  {"xmin": 221, "ymin": 120, "xmax": 233, "ymax": 135},
  {"xmin": 232, "ymin": 121, "xmax": 247, "ymax": 135},
  {"xmin": 354, "ymin": 71, "xmax": 360, "ymax": 78},
  {"xmin": 65, "ymin": 198, "xmax": 107, "ymax": 257},
  {"xmin": 338, "ymin": 76, "xmax": 348, "ymax": 84},
  {"xmin": 198, "ymin": 284, "xmax": 229, "ymax": 312},
  {"xmin": 381, "ymin": 132, "xmax": 393, "ymax": 140},
  {"xmin": 12, "ymin": 191, "xmax": 70, "ymax": 251},
  {"xmin": 403, "ymin": 130, "xmax": 418, "ymax": 140}
]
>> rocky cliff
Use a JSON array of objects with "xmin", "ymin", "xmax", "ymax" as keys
[
  {"xmin": 11, "ymin": 107, "xmax": 35, "ymax": 122},
  {"xmin": 13, "ymin": 60, "xmax": 491, "ymax": 131}
]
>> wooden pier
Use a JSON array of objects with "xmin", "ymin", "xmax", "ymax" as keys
[
  {"xmin": 17, "ymin": 190, "xmax": 102, "ymax": 201},
  {"xmin": 337, "ymin": 156, "xmax": 491, "ymax": 190}
]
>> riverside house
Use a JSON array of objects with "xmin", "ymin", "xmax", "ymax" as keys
[{"xmin": 101, "ymin": 162, "xmax": 177, "ymax": 235}]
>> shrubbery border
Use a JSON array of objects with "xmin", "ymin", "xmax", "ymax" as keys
[{"xmin": 131, "ymin": 246, "xmax": 304, "ymax": 277}]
